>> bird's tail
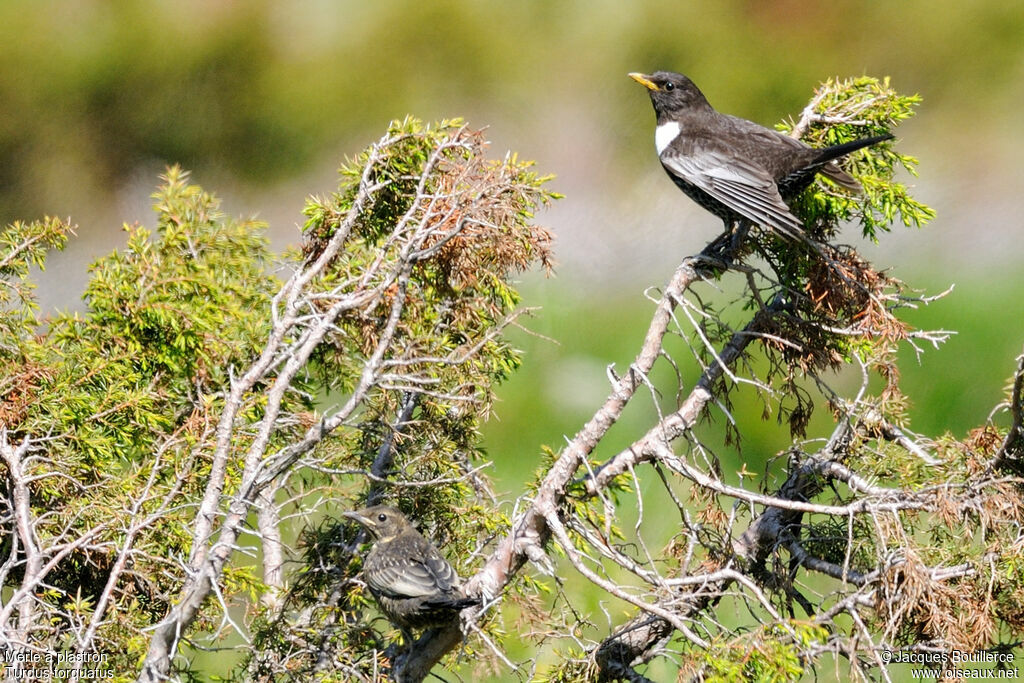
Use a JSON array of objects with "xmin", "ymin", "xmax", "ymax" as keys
[
  {"xmin": 813, "ymin": 133, "xmax": 894, "ymax": 191},
  {"xmin": 425, "ymin": 595, "xmax": 481, "ymax": 611},
  {"xmin": 814, "ymin": 133, "xmax": 894, "ymax": 165}
]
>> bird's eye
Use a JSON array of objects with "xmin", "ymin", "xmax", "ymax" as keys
[
  {"xmin": 377, "ymin": 513, "xmax": 387, "ymax": 522},
  {"xmin": 663, "ymin": 81, "xmax": 675, "ymax": 92}
]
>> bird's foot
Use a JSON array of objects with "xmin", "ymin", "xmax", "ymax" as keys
[{"xmin": 695, "ymin": 227, "xmax": 744, "ymax": 274}]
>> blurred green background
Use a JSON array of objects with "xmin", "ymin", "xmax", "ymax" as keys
[{"xmin": 5, "ymin": 0, "xmax": 1023, "ymax": 677}]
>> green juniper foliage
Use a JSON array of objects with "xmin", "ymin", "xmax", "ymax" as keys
[
  {"xmin": 0, "ymin": 169, "xmax": 280, "ymax": 678},
  {"xmin": 0, "ymin": 118, "xmax": 555, "ymax": 680}
]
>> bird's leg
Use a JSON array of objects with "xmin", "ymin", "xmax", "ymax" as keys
[
  {"xmin": 697, "ymin": 220, "xmax": 752, "ymax": 274},
  {"xmin": 729, "ymin": 219, "xmax": 752, "ymax": 255},
  {"xmin": 400, "ymin": 627, "xmax": 415, "ymax": 649}
]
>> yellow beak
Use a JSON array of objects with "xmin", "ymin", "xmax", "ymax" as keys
[{"xmin": 629, "ymin": 72, "xmax": 659, "ymax": 91}]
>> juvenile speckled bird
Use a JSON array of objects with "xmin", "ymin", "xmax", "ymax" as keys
[
  {"xmin": 629, "ymin": 71, "xmax": 893, "ymax": 239},
  {"xmin": 344, "ymin": 505, "xmax": 478, "ymax": 638}
]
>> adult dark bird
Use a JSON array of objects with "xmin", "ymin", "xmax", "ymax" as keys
[
  {"xmin": 629, "ymin": 70, "xmax": 893, "ymax": 239},
  {"xmin": 344, "ymin": 505, "xmax": 477, "ymax": 639}
]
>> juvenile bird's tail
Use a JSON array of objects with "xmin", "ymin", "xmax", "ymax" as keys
[{"xmin": 424, "ymin": 595, "xmax": 481, "ymax": 611}]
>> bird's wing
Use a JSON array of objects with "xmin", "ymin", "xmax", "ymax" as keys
[
  {"xmin": 417, "ymin": 543, "xmax": 461, "ymax": 593},
  {"xmin": 365, "ymin": 554, "xmax": 439, "ymax": 599},
  {"xmin": 661, "ymin": 147, "xmax": 805, "ymax": 237},
  {"xmin": 365, "ymin": 537, "xmax": 460, "ymax": 599}
]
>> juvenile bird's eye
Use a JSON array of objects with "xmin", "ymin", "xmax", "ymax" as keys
[
  {"xmin": 378, "ymin": 513, "xmax": 387, "ymax": 522},
  {"xmin": 663, "ymin": 81, "xmax": 675, "ymax": 92}
]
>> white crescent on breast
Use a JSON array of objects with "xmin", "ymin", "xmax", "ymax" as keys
[{"xmin": 655, "ymin": 121, "xmax": 681, "ymax": 155}]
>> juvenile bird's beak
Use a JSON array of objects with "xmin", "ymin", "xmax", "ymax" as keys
[
  {"xmin": 343, "ymin": 510, "xmax": 370, "ymax": 527},
  {"xmin": 629, "ymin": 72, "xmax": 659, "ymax": 91}
]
